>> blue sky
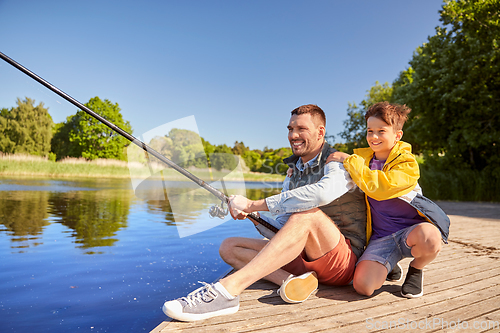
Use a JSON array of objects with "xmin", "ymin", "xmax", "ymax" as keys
[{"xmin": 0, "ymin": 0, "xmax": 443, "ymax": 150}]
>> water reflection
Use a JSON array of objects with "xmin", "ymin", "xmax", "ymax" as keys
[
  {"xmin": 0, "ymin": 179, "xmax": 282, "ymax": 253},
  {"xmin": 48, "ymin": 190, "xmax": 132, "ymax": 253},
  {"xmin": 246, "ymin": 188, "xmax": 281, "ymax": 200},
  {"xmin": 0, "ymin": 191, "xmax": 50, "ymax": 251}
]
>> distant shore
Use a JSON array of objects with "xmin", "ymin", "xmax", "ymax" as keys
[{"xmin": 0, "ymin": 154, "xmax": 286, "ymax": 182}]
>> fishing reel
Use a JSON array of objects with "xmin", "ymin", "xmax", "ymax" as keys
[{"xmin": 209, "ymin": 201, "xmax": 229, "ymax": 219}]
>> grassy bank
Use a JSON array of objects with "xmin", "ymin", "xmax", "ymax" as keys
[{"xmin": 0, "ymin": 154, "xmax": 285, "ymax": 182}]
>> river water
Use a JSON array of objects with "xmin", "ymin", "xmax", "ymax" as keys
[{"xmin": 0, "ymin": 177, "xmax": 281, "ymax": 332}]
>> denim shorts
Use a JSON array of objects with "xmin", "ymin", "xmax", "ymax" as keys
[{"xmin": 357, "ymin": 223, "xmax": 422, "ymax": 272}]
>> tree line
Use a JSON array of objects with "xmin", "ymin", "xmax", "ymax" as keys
[{"xmin": 0, "ymin": 96, "xmax": 291, "ymax": 174}]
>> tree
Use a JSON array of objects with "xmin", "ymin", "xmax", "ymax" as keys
[
  {"xmin": 210, "ymin": 144, "xmax": 238, "ymax": 171},
  {"xmin": 242, "ymin": 150, "xmax": 263, "ymax": 172},
  {"xmin": 51, "ymin": 97, "xmax": 132, "ymax": 160},
  {"xmin": 338, "ymin": 81, "xmax": 393, "ymax": 153},
  {"xmin": 259, "ymin": 147, "xmax": 293, "ymax": 175},
  {"xmin": 392, "ymin": 0, "xmax": 499, "ymax": 172},
  {"xmin": 232, "ymin": 141, "xmax": 249, "ymax": 155},
  {"xmin": 0, "ymin": 98, "xmax": 53, "ymax": 156},
  {"xmin": 0, "ymin": 108, "xmax": 16, "ymax": 153}
]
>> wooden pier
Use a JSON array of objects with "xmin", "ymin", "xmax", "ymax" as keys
[{"xmin": 151, "ymin": 201, "xmax": 500, "ymax": 332}]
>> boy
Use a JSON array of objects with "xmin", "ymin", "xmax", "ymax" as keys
[{"xmin": 330, "ymin": 102, "xmax": 450, "ymax": 298}]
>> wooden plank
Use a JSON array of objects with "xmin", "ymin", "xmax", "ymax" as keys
[
  {"xmin": 466, "ymin": 309, "xmax": 500, "ymax": 333},
  {"xmin": 423, "ymin": 295, "xmax": 500, "ymax": 333}
]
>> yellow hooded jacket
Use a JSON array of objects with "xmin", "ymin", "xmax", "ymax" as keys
[{"xmin": 343, "ymin": 141, "xmax": 448, "ymax": 243}]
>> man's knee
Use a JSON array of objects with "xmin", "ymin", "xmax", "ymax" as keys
[
  {"xmin": 219, "ymin": 237, "xmax": 239, "ymax": 263},
  {"xmin": 287, "ymin": 208, "xmax": 336, "ymax": 229}
]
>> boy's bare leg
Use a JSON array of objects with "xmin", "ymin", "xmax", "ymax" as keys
[
  {"xmin": 219, "ymin": 208, "xmax": 342, "ymax": 296},
  {"xmin": 353, "ymin": 261, "xmax": 387, "ymax": 296},
  {"xmin": 219, "ymin": 237, "xmax": 291, "ymax": 285},
  {"xmin": 353, "ymin": 222, "xmax": 442, "ymax": 297},
  {"xmin": 406, "ymin": 223, "xmax": 442, "ymax": 269}
]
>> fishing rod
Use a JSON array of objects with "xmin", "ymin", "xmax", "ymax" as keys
[{"xmin": 0, "ymin": 51, "xmax": 279, "ymax": 234}]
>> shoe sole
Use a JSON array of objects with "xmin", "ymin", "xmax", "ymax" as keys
[
  {"xmin": 162, "ymin": 303, "xmax": 239, "ymax": 322},
  {"xmin": 401, "ymin": 290, "xmax": 423, "ymax": 298},
  {"xmin": 281, "ymin": 272, "xmax": 318, "ymax": 303}
]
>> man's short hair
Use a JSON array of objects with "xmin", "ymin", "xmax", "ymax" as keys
[
  {"xmin": 364, "ymin": 101, "xmax": 411, "ymax": 131},
  {"xmin": 291, "ymin": 104, "xmax": 326, "ymax": 127}
]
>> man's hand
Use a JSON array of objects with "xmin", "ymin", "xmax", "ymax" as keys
[
  {"xmin": 229, "ymin": 195, "xmax": 252, "ymax": 220},
  {"xmin": 327, "ymin": 151, "xmax": 350, "ymax": 163}
]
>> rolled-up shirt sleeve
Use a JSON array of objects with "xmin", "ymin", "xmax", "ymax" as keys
[{"xmin": 265, "ymin": 162, "xmax": 354, "ymax": 215}]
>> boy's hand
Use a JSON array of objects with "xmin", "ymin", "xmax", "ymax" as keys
[
  {"xmin": 286, "ymin": 168, "xmax": 293, "ymax": 178},
  {"xmin": 327, "ymin": 151, "xmax": 350, "ymax": 163}
]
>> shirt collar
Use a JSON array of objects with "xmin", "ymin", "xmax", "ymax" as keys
[{"xmin": 296, "ymin": 152, "xmax": 320, "ymax": 172}]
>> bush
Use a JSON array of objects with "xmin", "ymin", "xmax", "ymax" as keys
[{"xmin": 419, "ymin": 165, "xmax": 500, "ymax": 202}]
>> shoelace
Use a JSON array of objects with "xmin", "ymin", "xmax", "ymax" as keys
[{"xmin": 181, "ymin": 281, "xmax": 218, "ymax": 308}]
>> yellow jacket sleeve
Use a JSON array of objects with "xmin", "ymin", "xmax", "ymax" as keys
[{"xmin": 343, "ymin": 153, "xmax": 419, "ymax": 201}]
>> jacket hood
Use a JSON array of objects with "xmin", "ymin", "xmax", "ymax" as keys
[{"xmin": 353, "ymin": 141, "xmax": 412, "ymax": 164}]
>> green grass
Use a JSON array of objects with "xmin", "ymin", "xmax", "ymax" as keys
[{"xmin": 0, "ymin": 154, "xmax": 285, "ymax": 182}]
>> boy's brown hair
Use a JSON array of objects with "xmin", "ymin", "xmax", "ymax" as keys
[
  {"xmin": 291, "ymin": 104, "xmax": 326, "ymax": 127},
  {"xmin": 364, "ymin": 101, "xmax": 411, "ymax": 131}
]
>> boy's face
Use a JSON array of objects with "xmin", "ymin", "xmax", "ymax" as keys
[
  {"xmin": 366, "ymin": 116, "xmax": 403, "ymax": 160},
  {"xmin": 287, "ymin": 113, "xmax": 325, "ymax": 163}
]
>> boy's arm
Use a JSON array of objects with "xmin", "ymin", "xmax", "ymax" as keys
[{"xmin": 343, "ymin": 153, "xmax": 419, "ymax": 201}]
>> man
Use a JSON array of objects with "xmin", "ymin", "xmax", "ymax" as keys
[{"xmin": 162, "ymin": 104, "xmax": 367, "ymax": 322}]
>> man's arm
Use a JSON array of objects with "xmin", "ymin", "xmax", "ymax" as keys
[
  {"xmin": 229, "ymin": 169, "xmax": 290, "ymax": 220},
  {"xmin": 265, "ymin": 162, "xmax": 354, "ymax": 214},
  {"xmin": 229, "ymin": 161, "xmax": 354, "ymax": 217}
]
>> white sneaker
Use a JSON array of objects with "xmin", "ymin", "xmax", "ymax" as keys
[
  {"xmin": 278, "ymin": 271, "xmax": 318, "ymax": 303},
  {"xmin": 162, "ymin": 282, "xmax": 240, "ymax": 322}
]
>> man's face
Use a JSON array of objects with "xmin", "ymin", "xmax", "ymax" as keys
[{"xmin": 287, "ymin": 113, "xmax": 325, "ymax": 162}]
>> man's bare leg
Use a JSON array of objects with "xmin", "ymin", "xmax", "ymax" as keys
[
  {"xmin": 219, "ymin": 208, "xmax": 342, "ymax": 296},
  {"xmin": 219, "ymin": 237, "xmax": 292, "ymax": 285}
]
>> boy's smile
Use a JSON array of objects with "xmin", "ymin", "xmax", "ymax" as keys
[{"xmin": 366, "ymin": 116, "xmax": 403, "ymax": 161}]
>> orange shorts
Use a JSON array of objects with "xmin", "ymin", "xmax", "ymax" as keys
[{"xmin": 281, "ymin": 234, "xmax": 357, "ymax": 286}]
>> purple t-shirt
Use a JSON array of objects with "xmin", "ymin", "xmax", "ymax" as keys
[{"xmin": 368, "ymin": 157, "xmax": 425, "ymax": 241}]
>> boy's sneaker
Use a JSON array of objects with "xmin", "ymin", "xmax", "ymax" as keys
[
  {"xmin": 278, "ymin": 271, "xmax": 318, "ymax": 303},
  {"xmin": 386, "ymin": 262, "xmax": 403, "ymax": 282},
  {"xmin": 162, "ymin": 282, "xmax": 239, "ymax": 322},
  {"xmin": 401, "ymin": 266, "xmax": 424, "ymax": 298}
]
